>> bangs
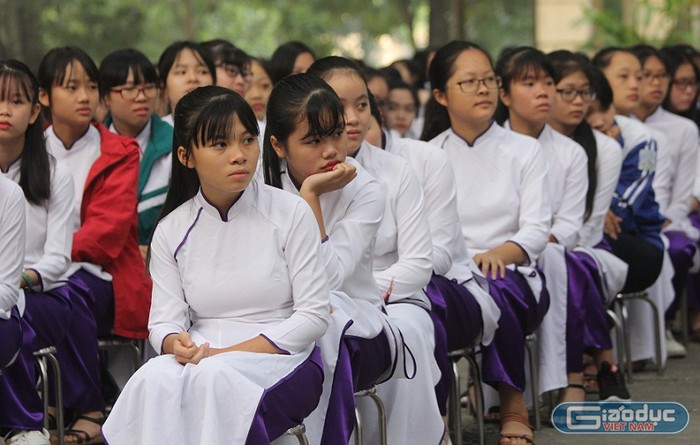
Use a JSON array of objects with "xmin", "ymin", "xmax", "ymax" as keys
[
  {"xmin": 0, "ymin": 71, "xmax": 35, "ymax": 103},
  {"xmin": 190, "ymin": 94, "xmax": 259, "ymax": 148},
  {"xmin": 56, "ymin": 58, "xmax": 99, "ymax": 87},
  {"xmin": 512, "ymin": 63, "xmax": 552, "ymax": 82},
  {"xmin": 301, "ymin": 89, "xmax": 346, "ymax": 139}
]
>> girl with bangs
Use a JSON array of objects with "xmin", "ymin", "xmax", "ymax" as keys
[
  {"xmin": 38, "ymin": 46, "xmax": 150, "ymax": 444},
  {"xmin": 0, "ymin": 60, "xmax": 65, "ymax": 445},
  {"xmin": 423, "ymin": 40, "xmax": 551, "ymax": 445},
  {"xmin": 306, "ymin": 57, "xmax": 445, "ymax": 444},
  {"xmin": 102, "ymin": 86, "xmax": 329, "ymax": 445},
  {"xmin": 99, "ymin": 48, "xmax": 173, "ymax": 253},
  {"xmin": 545, "ymin": 50, "xmax": 630, "ymax": 401},
  {"xmin": 157, "ymin": 41, "xmax": 215, "ymax": 126},
  {"xmin": 263, "ymin": 73, "xmax": 398, "ymax": 445}
]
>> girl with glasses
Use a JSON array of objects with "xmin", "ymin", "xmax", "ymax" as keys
[
  {"xmin": 546, "ymin": 50, "xmax": 631, "ymax": 401},
  {"xmin": 202, "ymin": 39, "xmax": 251, "ymax": 97},
  {"xmin": 99, "ymin": 49, "xmax": 173, "ymax": 252},
  {"xmin": 631, "ymin": 44, "xmax": 700, "ymax": 359},
  {"xmin": 423, "ymin": 40, "xmax": 551, "ymax": 445}
]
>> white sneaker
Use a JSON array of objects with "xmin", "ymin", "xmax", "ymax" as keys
[
  {"xmin": 5, "ymin": 429, "xmax": 50, "ymax": 445},
  {"xmin": 666, "ymin": 330, "xmax": 687, "ymax": 358}
]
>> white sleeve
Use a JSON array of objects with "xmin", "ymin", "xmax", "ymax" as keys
[
  {"xmin": 0, "ymin": 181, "xmax": 26, "ymax": 317},
  {"xmin": 260, "ymin": 202, "xmax": 330, "ymax": 354},
  {"xmin": 509, "ymin": 142, "xmax": 552, "ymax": 262},
  {"xmin": 148, "ymin": 223, "xmax": 191, "ymax": 354},
  {"xmin": 318, "ymin": 180, "xmax": 385, "ymax": 291},
  {"xmin": 651, "ymin": 129, "xmax": 674, "ymax": 218},
  {"xmin": 550, "ymin": 147, "xmax": 588, "ymax": 249},
  {"xmin": 422, "ymin": 148, "xmax": 461, "ymax": 275},
  {"xmin": 665, "ymin": 128, "xmax": 698, "ymax": 223},
  {"xmin": 374, "ymin": 164, "xmax": 433, "ymax": 303},
  {"xmin": 27, "ymin": 163, "xmax": 74, "ymax": 288},
  {"xmin": 579, "ymin": 133, "xmax": 623, "ymax": 247}
]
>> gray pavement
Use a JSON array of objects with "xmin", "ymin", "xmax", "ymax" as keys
[{"xmin": 457, "ymin": 341, "xmax": 700, "ymax": 445}]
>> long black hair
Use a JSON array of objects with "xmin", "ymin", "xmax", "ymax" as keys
[
  {"xmin": 494, "ymin": 46, "xmax": 556, "ymax": 125},
  {"xmin": 660, "ymin": 45, "xmax": 700, "ymax": 122},
  {"xmin": 547, "ymin": 50, "xmax": 598, "ymax": 222},
  {"xmin": 157, "ymin": 86, "xmax": 259, "ymax": 223},
  {"xmin": 1, "ymin": 59, "xmax": 51, "ymax": 205},
  {"xmin": 262, "ymin": 73, "xmax": 345, "ymax": 189},
  {"xmin": 420, "ymin": 40, "xmax": 491, "ymax": 141}
]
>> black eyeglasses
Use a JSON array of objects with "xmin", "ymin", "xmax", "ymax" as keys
[
  {"xmin": 111, "ymin": 84, "xmax": 158, "ymax": 100},
  {"xmin": 555, "ymin": 88, "xmax": 596, "ymax": 103},
  {"xmin": 672, "ymin": 79, "xmax": 699, "ymax": 91},
  {"xmin": 642, "ymin": 71, "xmax": 670, "ymax": 83},
  {"xmin": 455, "ymin": 76, "xmax": 501, "ymax": 94}
]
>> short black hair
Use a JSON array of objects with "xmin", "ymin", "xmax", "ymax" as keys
[{"xmin": 99, "ymin": 48, "xmax": 159, "ymax": 99}]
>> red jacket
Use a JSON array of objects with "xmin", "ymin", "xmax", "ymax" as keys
[{"xmin": 72, "ymin": 123, "xmax": 151, "ymax": 338}]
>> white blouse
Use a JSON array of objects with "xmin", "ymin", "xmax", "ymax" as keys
[
  {"xmin": 429, "ymin": 123, "xmax": 551, "ymax": 262},
  {"xmin": 536, "ymin": 124, "xmax": 588, "ymax": 249},
  {"xmin": 354, "ymin": 142, "xmax": 433, "ymax": 307},
  {"xmin": 578, "ymin": 131, "xmax": 624, "ymax": 247},
  {"xmin": 385, "ymin": 132, "xmax": 464, "ymax": 275},
  {"xmin": 641, "ymin": 107, "xmax": 699, "ymax": 224},
  {"xmin": 280, "ymin": 157, "xmax": 386, "ymax": 309},
  {"xmin": 148, "ymin": 180, "xmax": 330, "ymax": 355},
  {"xmin": 0, "ymin": 177, "xmax": 25, "ymax": 318},
  {"xmin": 1, "ymin": 158, "xmax": 74, "ymax": 290}
]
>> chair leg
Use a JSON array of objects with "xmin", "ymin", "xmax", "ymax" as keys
[
  {"xmin": 367, "ymin": 391, "xmax": 387, "ymax": 445},
  {"xmin": 606, "ymin": 308, "xmax": 625, "ymax": 367},
  {"xmin": 296, "ymin": 432, "xmax": 309, "ymax": 445},
  {"xmin": 46, "ymin": 352, "xmax": 65, "ymax": 445},
  {"xmin": 449, "ymin": 358, "xmax": 462, "ymax": 445},
  {"xmin": 354, "ymin": 406, "xmax": 363, "ymax": 445},
  {"xmin": 36, "ymin": 354, "xmax": 50, "ymax": 431},
  {"xmin": 525, "ymin": 335, "xmax": 540, "ymax": 431},
  {"xmin": 616, "ymin": 299, "xmax": 633, "ymax": 383},
  {"xmin": 465, "ymin": 354, "xmax": 485, "ymax": 445},
  {"xmin": 637, "ymin": 296, "xmax": 664, "ymax": 375}
]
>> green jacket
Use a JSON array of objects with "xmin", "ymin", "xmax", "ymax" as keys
[{"xmin": 104, "ymin": 113, "xmax": 173, "ymax": 244}]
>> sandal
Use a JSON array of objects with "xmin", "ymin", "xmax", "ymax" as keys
[
  {"xmin": 64, "ymin": 414, "xmax": 105, "ymax": 444},
  {"xmin": 557, "ymin": 383, "xmax": 587, "ymax": 404},
  {"xmin": 499, "ymin": 412, "xmax": 535, "ymax": 445}
]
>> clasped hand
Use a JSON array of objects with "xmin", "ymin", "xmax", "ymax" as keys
[{"xmin": 171, "ymin": 332, "xmax": 209, "ymax": 365}]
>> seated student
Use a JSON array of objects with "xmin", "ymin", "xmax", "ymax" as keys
[
  {"xmin": 264, "ymin": 73, "xmax": 398, "ymax": 444},
  {"xmin": 662, "ymin": 45, "xmax": 700, "ymax": 341},
  {"xmin": 102, "ymin": 86, "xmax": 329, "ymax": 445},
  {"xmin": 546, "ymin": 50, "xmax": 630, "ymax": 400},
  {"xmin": 157, "ymin": 41, "xmax": 215, "ymax": 126},
  {"xmin": 201, "ymin": 39, "xmax": 251, "ymax": 97},
  {"xmin": 586, "ymin": 62, "xmax": 667, "ymax": 367},
  {"xmin": 244, "ymin": 57, "xmax": 273, "ymax": 139},
  {"xmin": 631, "ymin": 44, "xmax": 699, "ymax": 358},
  {"xmin": 0, "ymin": 59, "xmax": 75, "ymax": 445},
  {"xmin": 422, "ymin": 41, "xmax": 551, "ymax": 445},
  {"xmin": 0, "ymin": 178, "xmax": 37, "ymax": 443},
  {"xmin": 307, "ymin": 56, "xmax": 444, "ymax": 444},
  {"xmin": 268, "ymin": 41, "xmax": 316, "ymax": 84},
  {"xmin": 383, "ymin": 79, "xmax": 419, "ymax": 138},
  {"xmin": 367, "ymin": 87, "xmax": 500, "ymax": 441},
  {"xmin": 38, "ymin": 46, "xmax": 151, "ymax": 444},
  {"xmin": 99, "ymin": 48, "xmax": 173, "ymax": 253}
]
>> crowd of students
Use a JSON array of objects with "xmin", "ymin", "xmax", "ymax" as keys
[{"xmin": 0, "ymin": 35, "xmax": 698, "ymax": 445}]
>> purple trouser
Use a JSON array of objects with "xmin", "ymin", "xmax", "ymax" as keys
[
  {"xmin": 0, "ymin": 308, "xmax": 43, "ymax": 432},
  {"xmin": 426, "ymin": 274, "xmax": 483, "ymax": 415},
  {"xmin": 244, "ymin": 347, "xmax": 324, "ymax": 444},
  {"xmin": 566, "ymin": 251, "xmax": 613, "ymax": 373},
  {"xmin": 481, "ymin": 269, "xmax": 549, "ymax": 392},
  {"xmin": 665, "ymin": 230, "xmax": 698, "ymax": 321}
]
